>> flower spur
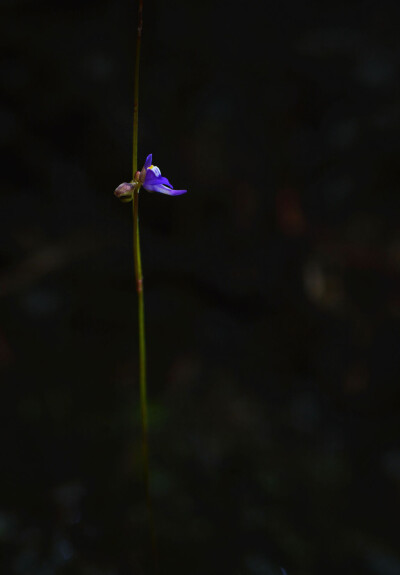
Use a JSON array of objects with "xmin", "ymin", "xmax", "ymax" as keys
[{"xmin": 114, "ymin": 154, "xmax": 187, "ymax": 201}]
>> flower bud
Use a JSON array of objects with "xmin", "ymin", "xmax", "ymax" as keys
[
  {"xmin": 114, "ymin": 182, "xmax": 135, "ymax": 202},
  {"xmin": 139, "ymin": 167, "xmax": 147, "ymax": 184}
]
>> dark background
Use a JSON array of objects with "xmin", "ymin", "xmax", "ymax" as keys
[{"xmin": 1, "ymin": 0, "xmax": 400, "ymax": 574}]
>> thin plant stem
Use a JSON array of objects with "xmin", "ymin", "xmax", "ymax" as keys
[
  {"xmin": 132, "ymin": 0, "xmax": 142, "ymax": 179},
  {"xmin": 133, "ymin": 189, "xmax": 156, "ymax": 555},
  {"xmin": 131, "ymin": 0, "xmax": 158, "ymax": 568}
]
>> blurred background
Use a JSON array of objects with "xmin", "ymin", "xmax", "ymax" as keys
[{"xmin": 1, "ymin": 0, "xmax": 400, "ymax": 573}]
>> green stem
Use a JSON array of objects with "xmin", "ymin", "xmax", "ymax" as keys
[
  {"xmin": 133, "ymin": 188, "xmax": 155, "ymax": 549},
  {"xmin": 132, "ymin": 0, "xmax": 142, "ymax": 178},
  {"xmin": 132, "ymin": 189, "xmax": 148, "ymax": 497},
  {"xmin": 132, "ymin": 0, "xmax": 157, "ymax": 568}
]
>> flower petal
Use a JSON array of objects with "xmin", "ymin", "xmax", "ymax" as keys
[
  {"xmin": 165, "ymin": 188, "xmax": 187, "ymax": 196},
  {"xmin": 144, "ymin": 169, "xmax": 173, "ymax": 189},
  {"xmin": 146, "ymin": 183, "xmax": 187, "ymax": 196},
  {"xmin": 148, "ymin": 165, "xmax": 161, "ymax": 177},
  {"xmin": 144, "ymin": 154, "xmax": 153, "ymax": 169}
]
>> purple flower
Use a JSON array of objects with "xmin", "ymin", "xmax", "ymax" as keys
[{"xmin": 138, "ymin": 154, "xmax": 187, "ymax": 196}]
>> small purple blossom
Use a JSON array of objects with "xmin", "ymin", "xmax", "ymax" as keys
[{"xmin": 138, "ymin": 154, "xmax": 187, "ymax": 196}]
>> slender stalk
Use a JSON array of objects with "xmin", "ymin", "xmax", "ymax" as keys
[
  {"xmin": 132, "ymin": 0, "xmax": 142, "ymax": 178},
  {"xmin": 133, "ymin": 188, "xmax": 156, "ymax": 554},
  {"xmin": 131, "ymin": 0, "xmax": 157, "ymax": 568}
]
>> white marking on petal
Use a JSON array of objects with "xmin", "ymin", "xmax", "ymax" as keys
[{"xmin": 149, "ymin": 165, "xmax": 161, "ymax": 177}]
